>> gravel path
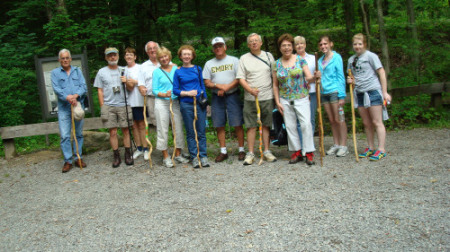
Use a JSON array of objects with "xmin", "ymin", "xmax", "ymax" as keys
[{"xmin": 0, "ymin": 128, "xmax": 449, "ymax": 251}]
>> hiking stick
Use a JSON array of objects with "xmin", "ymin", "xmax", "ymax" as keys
[
  {"xmin": 347, "ymin": 69, "xmax": 359, "ymax": 162},
  {"xmin": 121, "ymin": 70, "xmax": 134, "ymax": 164},
  {"xmin": 315, "ymin": 52, "xmax": 325, "ymax": 166},
  {"xmin": 169, "ymin": 96, "xmax": 176, "ymax": 165},
  {"xmin": 255, "ymin": 95, "xmax": 263, "ymax": 165},
  {"xmin": 143, "ymin": 96, "xmax": 153, "ymax": 168},
  {"xmin": 71, "ymin": 105, "xmax": 83, "ymax": 170},
  {"xmin": 193, "ymin": 96, "xmax": 202, "ymax": 168}
]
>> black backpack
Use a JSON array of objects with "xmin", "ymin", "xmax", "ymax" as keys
[{"xmin": 270, "ymin": 109, "xmax": 288, "ymax": 146}]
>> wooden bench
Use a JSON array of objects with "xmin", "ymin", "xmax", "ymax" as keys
[
  {"xmin": 345, "ymin": 82, "xmax": 448, "ymax": 107},
  {"xmin": 0, "ymin": 117, "xmax": 103, "ymax": 160}
]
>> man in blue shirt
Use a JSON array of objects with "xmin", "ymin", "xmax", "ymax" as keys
[{"xmin": 51, "ymin": 49, "xmax": 87, "ymax": 173}]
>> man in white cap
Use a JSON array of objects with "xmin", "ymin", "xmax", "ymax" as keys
[
  {"xmin": 203, "ymin": 37, "xmax": 245, "ymax": 163},
  {"xmin": 51, "ymin": 48, "xmax": 87, "ymax": 173},
  {"xmin": 94, "ymin": 47, "xmax": 133, "ymax": 168}
]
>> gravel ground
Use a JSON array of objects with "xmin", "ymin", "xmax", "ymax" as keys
[{"xmin": 0, "ymin": 128, "xmax": 449, "ymax": 251}]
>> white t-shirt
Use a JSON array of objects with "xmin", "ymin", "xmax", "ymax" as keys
[
  {"xmin": 125, "ymin": 64, "xmax": 143, "ymax": 107},
  {"xmin": 94, "ymin": 66, "xmax": 127, "ymax": 107},
  {"xmin": 302, "ymin": 53, "xmax": 316, "ymax": 93},
  {"xmin": 138, "ymin": 60, "xmax": 159, "ymax": 96},
  {"xmin": 236, "ymin": 51, "xmax": 275, "ymax": 101},
  {"xmin": 203, "ymin": 55, "xmax": 240, "ymax": 94}
]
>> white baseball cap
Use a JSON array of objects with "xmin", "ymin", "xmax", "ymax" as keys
[{"xmin": 211, "ymin": 37, "xmax": 225, "ymax": 46}]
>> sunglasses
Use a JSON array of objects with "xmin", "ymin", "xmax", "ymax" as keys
[{"xmin": 352, "ymin": 56, "xmax": 359, "ymax": 68}]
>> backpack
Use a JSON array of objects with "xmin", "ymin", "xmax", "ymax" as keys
[{"xmin": 270, "ymin": 109, "xmax": 288, "ymax": 146}]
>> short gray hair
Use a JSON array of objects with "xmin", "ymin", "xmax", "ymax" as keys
[
  {"xmin": 247, "ymin": 33, "xmax": 262, "ymax": 43},
  {"xmin": 294, "ymin": 36, "xmax": 306, "ymax": 45},
  {"xmin": 145, "ymin": 41, "xmax": 160, "ymax": 52},
  {"xmin": 58, "ymin": 49, "xmax": 71, "ymax": 59}
]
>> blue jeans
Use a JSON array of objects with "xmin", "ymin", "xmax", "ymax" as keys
[
  {"xmin": 180, "ymin": 102, "xmax": 207, "ymax": 159},
  {"xmin": 58, "ymin": 103, "xmax": 84, "ymax": 164},
  {"xmin": 297, "ymin": 93, "xmax": 317, "ymax": 149}
]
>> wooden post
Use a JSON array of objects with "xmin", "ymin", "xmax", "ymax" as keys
[{"xmin": 3, "ymin": 139, "xmax": 17, "ymax": 160}]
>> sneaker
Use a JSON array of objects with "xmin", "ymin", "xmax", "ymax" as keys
[
  {"xmin": 144, "ymin": 150, "xmax": 150, "ymax": 161},
  {"xmin": 243, "ymin": 152, "xmax": 255, "ymax": 166},
  {"xmin": 359, "ymin": 148, "xmax": 374, "ymax": 158},
  {"xmin": 238, "ymin": 151, "xmax": 246, "ymax": 161},
  {"xmin": 289, "ymin": 150, "xmax": 303, "ymax": 164},
  {"xmin": 369, "ymin": 150, "xmax": 386, "ymax": 161},
  {"xmin": 215, "ymin": 153, "xmax": 228, "ymax": 163},
  {"xmin": 305, "ymin": 152, "xmax": 315, "ymax": 165},
  {"xmin": 336, "ymin": 146, "xmax": 349, "ymax": 157},
  {"xmin": 163, "ymin": 157, "xmax": 174, "ymax": 168},
  {"xmin": 200, "ymin": 157, "xmax": 210, "ymax": 167},
  {"xmin": 326, "ymin": 144, "xmax": 340, "ymax": 155},
  {"xmin": 182, "ymin": 152, "xmax": 190, "ymax": 159},
  {"xmin": 192, "ymin": 157, "xmax": 200, "ymax": 168},
  {"xmin": 133, "ymin": 149, "xmax": 143, "ymax": 159},
  {"xmin": 174, "ymin": 155, "xmax": 189, "ymax": 164},
  {"xmin": 263, "ymin": 150, "xmax": 277, "ymax": 162}
]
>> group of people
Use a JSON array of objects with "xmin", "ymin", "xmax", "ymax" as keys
[{"xmin": 51, "ymin": 32, "xmax": 391, "ymax": 173}]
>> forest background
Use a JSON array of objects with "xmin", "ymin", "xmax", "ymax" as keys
[{"xmin": 0, "ymin": 0, "xmax": 448, "ymax": 155}]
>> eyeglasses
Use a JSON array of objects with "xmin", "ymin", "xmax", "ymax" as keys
[
  {"xmin": 60, "ymin": 57, "xmax": 70, "ymax": 60},
  {"xmin": 352, "ymin": 56, "xmax": 359, "ymax": 68},
  {"xmin": 248, "ymin": 39, "xmax": 260, "ymax": 44}
]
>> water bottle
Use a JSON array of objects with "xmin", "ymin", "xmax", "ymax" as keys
[{"xmin": 338, "ymin": 106, "xmax": 345, "ymax": 122}]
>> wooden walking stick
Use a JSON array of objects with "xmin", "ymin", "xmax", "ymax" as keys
[
  {"xmin": 255, "ymin": 95, "xmax": 264, "ymax": 165},
  {"xmin": 193, "ymin": 96, "xmax": 202, "ymax": 168},
  {"xmin": 71, "ymin": 105, "xmax": 83, "ymax": 170},
  {"xmin": 347, "ymin": 69, "xmax": 359, "ymax": 162},
  {"xmin": 143, "ymin": 96, "xmax": 153, "ymax": 168},
  {"xmin": 315, "ymin": 52, "xmax": 325, "ymax": 166},
  {"xmin": 169, "ymin": 96, "xmax": 176, "ymax": 165}
]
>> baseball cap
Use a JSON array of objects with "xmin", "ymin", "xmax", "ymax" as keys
[
  {"xmin": 105, "ymin": 47, "xmax": 119, "ymax": 55},
  {"xmin": 211, "ymin": 37, "xmax": 225, "ymax": 46}
]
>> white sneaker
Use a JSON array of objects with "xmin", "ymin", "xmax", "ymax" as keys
[
  {"xmin": 200, "ymin": 157, "xmax": 210, "ymax": 167},
  {"xmin": 336, "ymin": 146, "xmax": 349, "ymax": 157},
  {"xmin": 243, "ymin": 152, "xmax": 255, "ymax": 166},
  {"xmin": 263, "ymin": 150, "xmax": 277, "ymax": 162},
  {"xmin": 144, "ymin": 150, "xmax": 150, "ymax": 160},
  {"xmin": 163, "ymin": 157, "xmax": 174, "ymax": 168},
  {"xmin": 174, "ymin": 155, "xmax": 190, "ymax": 164},
  {"xmin": 326, "ymin": 145, "xmax": 340, "ymax": 155},
  {"xmin": 133, "ymin": 149, "xmax": 143, "ymax": 159}
]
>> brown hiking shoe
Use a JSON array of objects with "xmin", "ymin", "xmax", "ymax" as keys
[
  {"xmin": 238, "ymin": 151, "xmax": 246, "ymax": 161},
  {"xmin": 62, "ymin": 162, "xmax": 72, "ymax": 173},
  {"xmin": 73, "ymin": 159, "xmax": 87, "ymax": 168},
  {"xmin": 305, "ymin": 152, "xmax": 315, "ymax": 165},
  {"xmin": 125, "ymin": 147, "xmax": 134, "ymax": 166},
  {"xmin": 112, "ymin": 149, "xmax": 121, "ymax": 168},
  {"xmin": 215, "ymin": 153, "xmax": 228, "ymax": 163}
]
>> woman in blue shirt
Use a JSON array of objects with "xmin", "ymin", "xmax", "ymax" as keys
[
  {"xmin": 315, "ymin": 35, "xmax": 349, "ymax": 157},
  {"xmin": 173, "ymin": 45, "xmax": 209, "ymax": 168},
  {"xmin": 152, "ymin": 47, "xmax": 190, "ymax": 167}
]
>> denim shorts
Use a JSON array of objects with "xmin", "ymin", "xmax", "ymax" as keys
[
  {"xmin": 321, "ymin": 92, "xmax": 339, "ymax": 104},
  {"xmin": 132, "ymin": 106, "xmax": 147, "ymax": 121},
  {"xmin": 357, "ymin": 90, "xmax": 383, "ymax": 107},
  {"xmin": 211, "ymin": 91, "xmax": 244, "ymax": 127}
]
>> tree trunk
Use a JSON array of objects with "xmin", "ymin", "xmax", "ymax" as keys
[
  {"xmin": 406, "ymin": 0, "xmax": 420, "ymax": 84},
  {"xmin": 344, "ymin": 0, "xmax": 354, "ymax": 45},
  {"xmin": 376, "ymin": 0, "xmax": 391, "ymax": 90},
  {"xmin": 45, "ymin": 0, "xmax": 53, "ymax": 21},
  {"xmin": 360, "ymin": 0, "xmax": 371, "ymax": 50}
]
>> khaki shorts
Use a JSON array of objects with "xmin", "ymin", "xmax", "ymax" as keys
[
  {"xmin": 100, "ymin": 104, "xmax": 133, "ymax": 129},
  {"xmin": 243, "ymin": 99, "xmax": 274, "ymax": 128},
  {"xmin": 145, "ymin": 96, "xmax": 157, "ymax": 126}
]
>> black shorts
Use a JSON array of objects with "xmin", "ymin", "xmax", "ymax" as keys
[{"xmin": 132, "ymin": 107, "xmax": 147, "ymax": 121}]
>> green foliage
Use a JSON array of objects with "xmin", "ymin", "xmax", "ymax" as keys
[{"xmin": 385, "ymin": 95, "xmax": 450, "ymax": 129}]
